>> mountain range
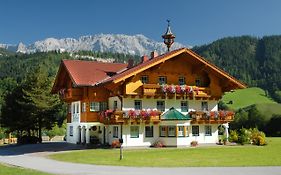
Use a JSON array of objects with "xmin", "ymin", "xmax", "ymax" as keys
[{"xmin": 0, "ymin": 34, "xmax": 185, "ymax": 56}]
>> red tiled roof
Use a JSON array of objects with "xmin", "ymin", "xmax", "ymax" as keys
[{"xmin": 62, "ymin": 60, "xmax": 128, "ymax": 86}]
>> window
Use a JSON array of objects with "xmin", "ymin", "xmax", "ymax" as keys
[
  {"xmin": 113, "ymin": 126, "xmax": 118, "ymax": 138},
  {"xmin": 141, "ymin": 75, "xmax": 149, "ymax": 84},
  {"xmin": 201, "ymin": 101, "xmax": 208, "ymax": 111},
  {"xmin": 100, "ymin": 102, "xmax": 108, "ymax": 111},
  {"xmin": 145, "ymin": 126, "xmax": 153, "ymax": 137},
  {"xmin": 192, "ymin": 126, "xmax": 199, "ymax": 136},
  {"xmin": 181, "ymin": 101, "xmax": 188, "ymax": 112},
  {"xmin": 90, "ymin": 102, "xmax": 107, "ymax": 112},
  {"xmin": 195, "ymin": 79, "xmax": 201, "ymax": 86},
  {"xmin": 113, "ymin": 101, "xmax": 118, "ymax": 110},
  {"xmin": 179, "ymin": 76, "xmax": 186, "ymax": 85},
  {"xmin": 160, "ymin": 126, "xmax": 166, "ymax": 137},
  {"xmin": 72, "ymin": 103, "xmax": 75, "ymax": 114},
  {"xmin": 82, "ymin": 102, "xmax": 86, "ymax": 112},
  {"xmin": 168, "ymin": 126, "xmax": 176, "ymax": 137},
  {"xmin": 90, "ymin": 102, "xmax": 100, "ymax": 112},
  {"xmin": 205, "ymin": 125, "xmax": 212, "ymax": 136},
  {"xmin": 178, "ymin": 126, "xmax": 184, "ymax": 137},
  {"xmin": 68, "ymin": 104, "xmax": 72, "ymax": 113},
  {"xmin": 69, "ymin": 126, "xmax": 73, "ymax": 136},
  {"xmin": 130, "ymin": 126, "xmax": 139, "ymax": 138},
  {"xmin": 76, "ymin": 103, "xmax": 79, "ymax": 113},
  {"xmin": 157, "ymin": 101, "xmax": 165, "ymax": 112},
  {"xmin": 158, "ymin": 76, "xmax": 167, "ymax": 85},
  {"xmin": 134, "ymin": 100, "xmax": 142, "ymax": 110}
]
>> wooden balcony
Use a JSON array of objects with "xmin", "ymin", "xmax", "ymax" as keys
[
  {"xmin": 142, "ymin": 84, "xmax": 211, "ymax": 98},
  {"xmin": 100, "ymin": 110, "xmax": 161, "ymax": 125},
  {"xmin": 189, "ymin": 110, "xmax": 235, "ymax": 124},
  {"xmin": 59, "ymin": 88, "xmax": 82, "ymax": 101}
]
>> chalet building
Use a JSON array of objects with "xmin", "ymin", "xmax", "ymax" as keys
[{"xmin": 52, "ymin": 23, "xmax": 246, "ymax": 147}]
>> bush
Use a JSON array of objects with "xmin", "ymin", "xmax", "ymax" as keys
[
  {"xmin": 238, "ymin": 128, "xmax": 251, "ymax": 145},
  {"xmin": 17, "ymin": 136, "xmax": 40, "ymax": 144},
  {"xmin": 229, "ymin": 130, "xmax": 239, "ymax": 143},
  {"xmin": 250, "ymin": 128, "xmax": 266, "ymax": 146},
  {"xmin": 191, "ymin": 141, "xmax": 198, "ymax": 147},
  {"xmin": 111, "ymin": 139, "xmax": 121, "ymax": 148},
  {"xmin": 152, "ymin": 139, "xmax": 166, "ymax": 148}
]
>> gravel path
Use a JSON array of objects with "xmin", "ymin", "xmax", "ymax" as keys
[{"xmin": 0, "ymin": 142, "xmax": 280, "ymax": 175}]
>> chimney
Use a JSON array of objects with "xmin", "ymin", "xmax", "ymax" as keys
[
  {"xmin": 127, "ymin": 59, "xmax": 134, "ymax": 68},
  {"xmin": 141, "ymin": 55, "xmax": 149, "ymax": 63},
  {"xmin": 150, "ymin": 51, "xmax": 158, "ymax": 59}
]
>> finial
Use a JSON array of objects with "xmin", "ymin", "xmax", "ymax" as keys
[{"xmin": 162, "ymin": 20, "xmax": 175, "ymax": 52}]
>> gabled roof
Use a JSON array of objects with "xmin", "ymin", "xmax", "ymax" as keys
[
  {"xmin": 161, "ymin": 107, "xmax": 191, "ymax": 120},
  {"xmin": 52, "ymin": 60, "xmax": 127, "ymax": 93},
  {"xmin": 102, "ymin": 48, "xmax": 246, "ymax": 89}
]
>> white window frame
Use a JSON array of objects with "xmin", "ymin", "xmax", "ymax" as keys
[
  {"xmin": 201, "ymin": 101, "xmax": 208, "ymax": 111},
  {"xmin": 205, "ymin": 125, "xmax": 212, "ymax": 136},
  {"xmin": 145, "ymin": 126, "xmax": 153, "ymax": 138},
  {"xmin": 130, "ymin": 126, "xmax": 139, "ymax": 138},
  {"xmin": 178, "ymin": 126, "xmax": 184, "ymax": 137},
  {"xmin": 82, "ymin": 102, "xmax": 86, "ymax": 113},
  {"xmin": 158, "ymin": 76, "xmax": 167, "ymax": 85},
  {"xmin": 141, "ymin": 75, "xmax": 149, "ymax": 84},
  {"xmin": 168, "ymin": 126, "xmax": 176, "ymax": 137},
  {"xmin": 134, "ymin": 100, "xmax": 142, "ymax": 110},
  {"xmin": 157, "ymin": 101, "xmax": 165, "ymax": 112},
  {"xmin": 181, "ymin": 101, "xmax": 188, "ymax": 112},
  {"xmin": 192, "ymin": 125, "xmax": 199, "ymax": 136},
  {"xmin": 90, "ymin": 102, "xmax": 100, "ymax": 112},
  {"xmin": 178, "ymin": 76, "xmax": 186, "ymax": 85},
  {"xmin": 160, "ymin": 126, "xmax": 166, "ymax": 137},
  {"xmin": 113, "ymin": 126, "xmax": 118, "ymax": 138}
]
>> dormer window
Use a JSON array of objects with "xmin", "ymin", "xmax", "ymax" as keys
[
  {"xmin": 178, "ymin": 76, "xmax": 185, "ymax": 85},
  {"xmin": 158, "ymin": 76, "xmax": 167, "ymax": 85},
  {"xmin": 141, "ymin": 75, "xmax": 149, "ymax": 84}
]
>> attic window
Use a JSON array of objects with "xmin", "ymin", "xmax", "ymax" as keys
[{"xmin": 106, "ymin": 72, "xmax": 117, "ymax": 77}]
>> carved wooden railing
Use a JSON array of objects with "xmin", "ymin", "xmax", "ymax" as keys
[
  {"xmin": 142, "ymin": 84, "xmax": 211, "ymax": 98},
  {"xmin": 189, "ymin": 110, "xmax": 235, "ymax": 124}
]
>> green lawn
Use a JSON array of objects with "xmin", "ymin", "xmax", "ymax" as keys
[
  {"xmin": 50, "ymin": 137, "xmax": 281, "ymax": 167},
  {"xmin": 0, "ymin": 164, "xmax": 51, "ymax": 175},
  {"xmin": 222, "ymin": 87, "xmax": 276, "ymax": 110}
]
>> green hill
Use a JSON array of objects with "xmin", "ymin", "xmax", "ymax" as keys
[
  {"xmin": 222, "ymin": 87, "xmax": 276, "ymax": 110},
  {"xmin": 255, "ymin": 103, "xmax": 281, "ymax": 120}
]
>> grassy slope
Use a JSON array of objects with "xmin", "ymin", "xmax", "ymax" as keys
[
  {"xmin": 222, "ymin": 87, "xmax": 276, "ymax": 110},
  {"xmin": 50, "ymin": 137, "xmax": 281, "ymax": 167},
  {"xmin": 0, "ymin": 164, "xmax": 51, "ymax": 175}
]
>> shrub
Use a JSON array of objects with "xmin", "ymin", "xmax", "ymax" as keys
[
  {"xmin": 238, "ymin": 128, "xmax": 250, "ymax": 145},
  {"xmin": 191, "ymin": 141, "xmax": 198, "ymax": 147},
  {"xmin": 250, "ymin": 128, "xmax": 266, "ymax": 146},
  {"xmin": 111, "ymin": 139, "xmax": 121, "ymax": 148},
  {"xmin": 228, "ymin": 130, "xmax": 239, "ymax": 143},
  {"xmin": 17, "ymin": 136, "xmax": 40, "ymax": 144},
  {"xmin": 152, "ymin": 139, "xmax": 166, "ymax": 148}
]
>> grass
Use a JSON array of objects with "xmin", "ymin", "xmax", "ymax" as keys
[
  {"xmin": 49, "ymin": 137, "xmax": 281, "ymax": 167},
  {"xmin": 0, "ymin": 164, "xmax": 51, "ymax": 175},
  {"xmin": 222, "ymin": 87, "xmax": 276, "ymax": 110}
]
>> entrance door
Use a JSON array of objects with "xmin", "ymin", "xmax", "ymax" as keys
[{"xmin": 77, "ymin": 126, "xmax": 81, "ymax": 144}]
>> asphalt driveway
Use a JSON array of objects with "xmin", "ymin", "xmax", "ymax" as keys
[{"xmin": 0, "ymin": 142, "xmax": 280, "ymax": 175}]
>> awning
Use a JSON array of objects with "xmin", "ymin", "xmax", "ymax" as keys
[{"xmin": 161, "ymin": 107, "xmax": 191, "ymax": 120}]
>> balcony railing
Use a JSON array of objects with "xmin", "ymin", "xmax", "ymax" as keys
[
  {"xmin": 99, "ymin": 110, "xmax": 161, "ymax": 124},
  {"xmin": 189, "ymin": 110, "xmax": 235, "ymax": 124},
  {"xmin": 142, "ymin": 84, "xmax": 211, "ymax": 98}
]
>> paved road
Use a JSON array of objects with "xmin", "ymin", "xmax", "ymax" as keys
[{"xmin": 0, "ymin": 142, "xmax": 280, "ymax": 175}]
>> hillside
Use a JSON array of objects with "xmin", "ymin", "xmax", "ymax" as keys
[
  {"xmin": 222, "ymin": 87, "xmax": 276, "ymax": 110},
  {"xmin": 193, "ymin": 35, "xmax": 281, "ymax": 103}
]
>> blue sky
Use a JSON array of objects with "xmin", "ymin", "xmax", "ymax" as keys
[{"xmin": 1, "ymin": 0, "xmax": 281, "ymax": 46}]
